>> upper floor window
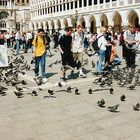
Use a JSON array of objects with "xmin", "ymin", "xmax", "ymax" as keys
[
  {"xmin": 67, "ymin": 3, "xmax": 69, "ymax": 10},
  {"xmin": 89, "ymin": 0, "xmax": 92, "ymax": 5},
  {"xmin": 100, "ymin": 0, "xmax": 103, "ymax": 4},
  {"xmin": 94, "ymin": 0, "xmax": 97, "ymax": 5},
  {"xmin": 84, "ymin": 0, "xmax": 87, "ymax": 6},
  {"xmin": 79, "ymin": 0, "xmax": 82, "ymax": 7},
  {"xmin": 71, "ymin": 2, "xmax": 73, "ymax": 9},
  {"xmin": 63, "ymin": 4, "xmax": 65, "ymax": 10},
  {"xmin": 75, "ymin": 1, "xmax": 77, "ymax": 8},
  {"xmin": 106, "ymin": 0, "xmax": 110, "ymax": 2}
]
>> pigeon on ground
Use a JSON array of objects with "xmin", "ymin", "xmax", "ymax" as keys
[
  {"xmin": 48, "ymin": 89, "xmax": 55, "ymax": 95},
  {"xmin": 109, "ymin": 88, "xmax": 114, "ymax": 94},
  {"xmin": 120, "ymin": 94, "xmax": 126, "ymax": 101},
  {"xmin": 107, "ymin": 104, "xmax": 119, "ymax": 112},
  {"xmin": 88, "ymin": 88, "xmax": 93, "ymax": 94},
  {"xmin": 15, "ymin": 86, "xmax": 23, "ymax": 92},
  {"xmin": 75, "ymin": 88, "xmax": 80, "ymax": 95},
  {"xmin": 48, "ymin": 63, "xmax": 53, "ymax": 67},
  {"xmin": 133, "ymin": 103, "xmax": 140, "ymax": 111},
  {"xmin": 58, "ymin": 82, "xmax": 63, "ymax": 88},
  {"xmin": 97, "ymin": 99, "xmax": 105, "ymax": 107},
  {"xmin": 31, "ymin": 90, "xmax": 38, "ymax": 96},
  {"xmin": 91, "ymin": 60, "xmax": 95, "ymax": 68},
  {"xmin": 127, "ymin": 84, "xmax": 136, "ymax": 90},
  {"xmin": 66, "ymin": 86, "xmax": 72, "ymax": 93},
  {"xmin": 14, "ymin": 91, "xmax": 23, "ymax": 98}
]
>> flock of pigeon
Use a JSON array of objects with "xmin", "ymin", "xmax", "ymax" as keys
[{"xmin": 0, "ymin": 51, "xmax": 140, "ymax": 113}]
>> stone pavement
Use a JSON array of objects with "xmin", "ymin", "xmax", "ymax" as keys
[{"xmin": 0, "ymin": 46, "xmax": 140, "ymax": 140}]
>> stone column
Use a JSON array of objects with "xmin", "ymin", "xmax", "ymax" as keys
[
  {"xmin": 67, "ymin": 18, "xmax": 73, "ymax": 27},
  {"xmin": 38, "ymin": 22, "xmax": 42, "ymax": 29},
  {"xmin": 60, "ymin": 19, "xmax": 65, "ymax": 30},
  {"xmin": 54, "ymin": 19, "xmax": 59, "ymax": 31},
  {"xmin": 43, "ymin": 21, "xmax": 47, "ymax": 30},
  {"xmin": 48, "ymin": 20, "xmax": 53, "ymax": 34}
]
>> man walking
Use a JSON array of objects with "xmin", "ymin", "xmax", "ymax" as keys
[
  {"xmin": 72, "ymin": 25, "xmax": 86, "ymax": 78},
  {"xmin": 58, "ymin": 27, "xmax": 75, "ymax": 81},
  {"xmin": 124, "ymin": 25, "xmax": 137, "ymax": 68},
  {"xmin": 32, "ymin": 29, "xmax": 48, "ymax": 84}
]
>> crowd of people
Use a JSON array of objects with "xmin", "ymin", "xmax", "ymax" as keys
[{"xmin": 0, "ymin": 24, "xmax": 140, "ymax": 84}]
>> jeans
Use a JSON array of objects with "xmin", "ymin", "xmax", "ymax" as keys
[
  {"xmin": 16, "ymin": 40, "xmax": 20, "ymax": 55},
  {"xmin": 96, "ymin": 49, "xmax": 105, "ymax": 73},
  {"xmin": 35, "ymin": 53, "xmax": 46, "ymax": 78},
  {"xmin": 113, "ymin": 57, "xmax": 121, "ymax": 65}
]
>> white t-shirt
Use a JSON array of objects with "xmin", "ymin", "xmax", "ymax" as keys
[
  {"xmin": 97, "ymin": 34, "xmax": 107, "ymax": 51},
  {"xmin": 72, "ymin": 32, "xmax": 84, "ymax": 53}
]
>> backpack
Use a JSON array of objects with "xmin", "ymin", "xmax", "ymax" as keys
[
  {"xmin": 35, "ymin": 36, "xmax": 46, "ymax": 47},
  {"xmin": 92, "ymin": 35, "xmax": 105, "ymax": 51},
  {"xmin": 119, "ymin": 33, "xmax": 124, "ymax": 46}
]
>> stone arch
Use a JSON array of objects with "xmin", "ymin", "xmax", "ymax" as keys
[
  {"xmin": 31, "ymin": 23, "xmax": 34, "ymax": 31},
  {"xmin": 35, "ymin": 22, "xmax": 39, "ymax": 30},
  {"xmin": 100, "ymin": 13, "xmax": 108, "ymax": 27},
  {"xmin": 89, "ymin": 15, "xmax": 96, "ymax": 33},
  {"xmin": 0, "ymin": 11, "xmax": 9, "ymax": 19},
  {"xmin": 127, "ymin": 9, "xmax": 139, "ymax": 28},
  {"xmin": 111, "ymin": 11, "xmax": 122, "ymax": 32},
  {"xmin": 57, "ymin": 19, "xmax": 61, "ymax": 30},
  {"xmin": 40, "ymin": 21, "xmax": 43, "ymax": 29},
  {"xmin": 51, "ymin": 20, "xmax": 55, "ymax": 33},
  {"xmin": 63, "ymin": 18, "xmax": 68, "ymax": 28}
]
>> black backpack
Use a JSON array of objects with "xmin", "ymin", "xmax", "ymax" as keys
[{"xmin": 92, "ymin": 35, "xmax": 105, "ymax": 51}]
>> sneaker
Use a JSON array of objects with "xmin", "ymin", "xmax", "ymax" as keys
[
  {"xmin": 79, "ymin": 73, "xmax": 87, "ymax": 78},
  {"xmin": 42, "ymin": 78, "xmax": 49, "ymax": 84}
]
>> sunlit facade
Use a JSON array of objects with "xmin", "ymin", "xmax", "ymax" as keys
[
  {"xmin": 0, "ymin": 0, "xmax": 30, "ymax": 33},
  {"xmin": 29, "ymin": 0, "xmax": 140, "ymax": 34}
]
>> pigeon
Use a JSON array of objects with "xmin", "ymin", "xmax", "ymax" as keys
[
  {"xmin": 91, "ymin": 60, "xmax": 95, "ymax": 68},
  {"xmin": 14, "ymin": 91, "xmax": 23, "ymax": 98},
  {"xmin": 133, "ymin": 103, "xmax": 140, "ymax": 111},
  {"xmin": 31, "ymin": 90, "xmax": 38, "ymax": 96},
  {"xmin": 88, "ymin": 88, "xmax": 93, "ymax": 94},
  {"xmin": 100, "ymin": 81, "xmax": 106, "ymax": 87},
  {"xmin": 66, "ymin": 86, "xmax": 72, "ymax": 93},
  {"xmin": 97, "ymin": 99, "xmax": 105, "ymax": 107},
  {"xmin": 15, "ymin": 86, "xmax": 23, "ymax": 92},
  {"xmin": 109, "ymin": 88, "xmax": 114, "ymax": 94},
  {"xmin": 107, "ymin": 104, "xmax": 119, "ymax": 112},
  {"xmin": 30, "ymin": 58, "xmax": 35, "ymax": 64},
  {"xmin": 48, "ymin": 63, "xmax": 53, "ymax": 67},
  {"xmin": 21, "ymin": 80, "xmax": 28, "ymax": 85},
  {"xmin": 48, "ymin": 89, "xmax": 55, "ymax": 95},
  {"xmin": 120, "ymin": 94, "xmax": 126, "ymax": 101},
  {"xmin": 127, "ymin": 84, "xmax": 136, "ymax": 90},
  {"xmin": 58, "ymin": 82, "xmax": 63, "ymax": 88},
  {"xmin": 0, "ymin": 85, "xmax": 8, "ymax": 91},
  {"xmin": 75, "ymin": 88, "xmax": 80, "ymax": 95}
]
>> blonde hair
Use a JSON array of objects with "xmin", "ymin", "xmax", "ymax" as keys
[
  {"xmin": 100, "ymin": 26, "xmax": 106, "ymax": 33},
  {"xmin": 76, "ymin": 24, "xmax": 82, "ymax": 29}
]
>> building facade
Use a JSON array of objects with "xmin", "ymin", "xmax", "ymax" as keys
[
  {"xmin": 30, "ymin": 0, "xmax": 140, "ymax": 34},
  {"xmin": 0, "ymin": 0, "xmax": 30, "ymax": 33}
]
